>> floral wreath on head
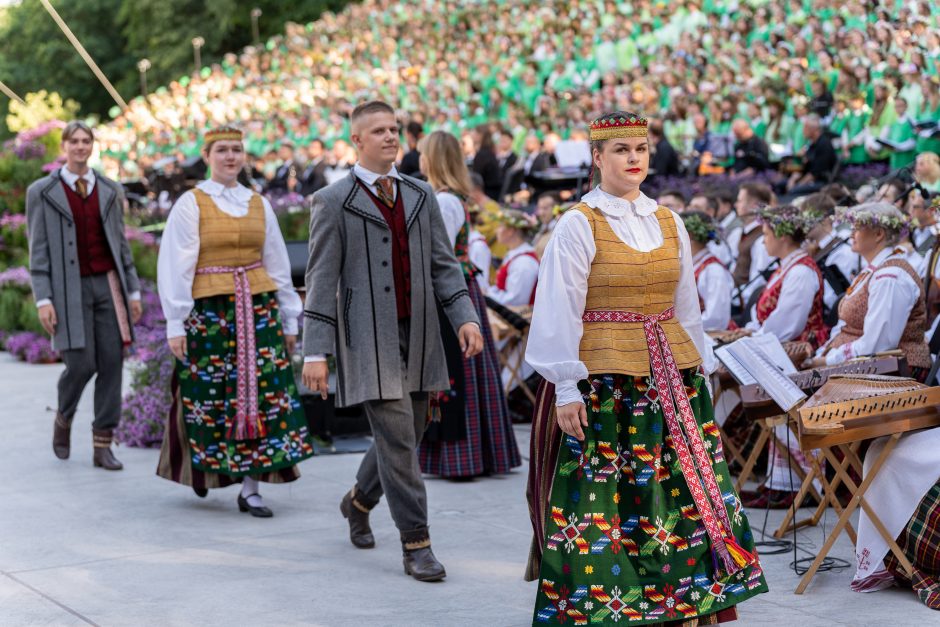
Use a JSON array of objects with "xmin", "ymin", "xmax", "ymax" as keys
[
  {"xmin": 834, "ymin": 205, "xmax": 911, "ymax": 238},
  {"xmin": 681, "ymin": 213, "xmax": 718, "ymax": 244},
  {"xmin": 552, "ymin": 202, "xmax": 576, "ymax": 218},
  {"xmin": 495, "ymin": 208, "xmax": 539, "ymax": 232},
  {"xmin": 931, "ymin": 195, "xmax": 940, "ymax": 214},
  {"xmin": 755, "ymin": 204, "xmax": 820, "ymax": 238}
]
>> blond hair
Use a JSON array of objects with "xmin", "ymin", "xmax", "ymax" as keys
[{"xmin": 418, "ymin": 130, "xmax": 472, "ymax": 198}]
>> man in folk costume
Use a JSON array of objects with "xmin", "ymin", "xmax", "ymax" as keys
[
  {"xmin": 525, "ymin": 112, "xmax": 767, "ymax": 626},
  {"xmin": 302, "ymin": 101, "xmax": 483, "ymax": 582},
  {"xmin": 732, "ymin": 182, "xmax": 774, "ymax": 310},
  {"xmin": 683, "ymin": 211, "xmax": 735, "ymax": 332},
  {"xmin": 26, "ymin": 121, "xmax": 142, "ymax": 471}
]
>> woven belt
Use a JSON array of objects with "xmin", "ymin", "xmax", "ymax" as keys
[
  {"xmin": 195, "ymin": 260, "xmax": 265, "ymax": 441},
  {"xmin": 582, "ymin": 307, "xmax": 754, "ymax": 574}
]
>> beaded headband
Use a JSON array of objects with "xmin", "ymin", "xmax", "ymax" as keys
[
  {"xmin": 589, "ymin": 115, "xmax": 648, "ymax": 140},
  {"xmin": 204, "ymin": 129, "xmax": 243, "ymax": 143}
]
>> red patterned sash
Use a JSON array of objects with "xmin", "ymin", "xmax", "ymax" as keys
[
  {"xmin": 195, "ymin": 260, "xmax": 266, "ymax": 441},
  {"xmin": 581, "ymin": 307, "xmax": 755, "ymax": 575}
]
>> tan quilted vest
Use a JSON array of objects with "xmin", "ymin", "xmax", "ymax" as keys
[
  {"xmin": 578, "ymin": 203, "xmax": 703, "ymax": 376},
  {"xmin": 191, "ymin": 189, "xmax": 278, "ymax": 299}
]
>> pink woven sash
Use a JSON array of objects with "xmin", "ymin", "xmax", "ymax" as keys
[
  {"xmin": 582, "ymin": 307, "xmax": 755, "ymax": 575},
  {"xmin": 105, "ymin": 270, "xmax": 132, "ymax": 346},
  {"xmin": 195, "ymin": 260, "xmax": 265, "ymax": 441}
]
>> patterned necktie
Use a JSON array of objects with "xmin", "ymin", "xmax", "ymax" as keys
[
  {"xmin": 75, "ymin": 178, "xmax": 88, "ymax": 199},
  {"xmin": 375, "ymin": 177, "xmax": 395, "ymax": 207}
]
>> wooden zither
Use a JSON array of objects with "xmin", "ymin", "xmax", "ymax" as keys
[{"xmin": 797, "ymin": 374, "xmax": 940, "ymax": 446}]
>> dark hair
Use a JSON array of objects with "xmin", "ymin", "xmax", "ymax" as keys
[
  {"xmin": 469, "ymin": 171, "xmax": 485, "ymax": 190},
  {"xmin": 692, "ymin": 192, "xmax": 720, "ymax": 215},
  {"xmin": 474, "ymin": 123, "xmax": 495, "ymax": 152},
  {"xmin": 351, "ymin": 100, "xmax": 395, "ymax": 124},
  {"xmin": 405, "ymin": 121, "xmax": 423, "ymax": 138},
  {"xmin": 660, "ymin": 188, "xmax": 687, "ymax": 204},
  {"xmin": 62, "ymin": 120, "xmax": 94, "ymax": 142},
  {"xmin": 308, "ymin": 138, "xmax": 324, "ymax": 150},
  {"xmin": 739, "ymin": 182, "xmax": 773, "ymax": 206},
  {"xmin": 819, "ymin": 183, "xmax": 856, "ymax": 207},
  {"xmin": 647, "ymin": 119, "xmax": 665, "ymax": 139}
]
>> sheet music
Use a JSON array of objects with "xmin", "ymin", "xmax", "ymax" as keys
[
  {"xmin": 747, "ymin": 334, "xmax": 798, "ymax": 375},
  {"xmin": 714, "ymin": 344, "xmax": 756, "ymax": 386},
  {"xmin": 726, "ymin": 340, "xmax": 806, "ymax": 411}
]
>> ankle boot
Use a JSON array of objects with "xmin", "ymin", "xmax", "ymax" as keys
[
  {"xmin": 92, "ymin": 429, "xmax": 123, "ymax": 471},
  {"xmin": 53, "ymin": 412, "xmax": 73, "ymax": 460},
  {"xmin": 401, "ymin": 529, "xmax": 445, "ymax": 582},
  {"xmin": 340, "ymin": 487, "xmax": 376, "ymax": 548}
]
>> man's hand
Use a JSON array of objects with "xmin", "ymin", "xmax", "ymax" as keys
[
  {"xmin": 802, "ymin": 356, "xmax": 828, "ymax": 370},
  {"xmin": 457, "ymin": 322, "xmax": 483, "ymax": 358},
  {"xmin": 284, "ymin": 334, "xmax": 297, "ymax": 355},
  {"xmin": 38, "ymin": 304, "xmax": 57, "ymax": 337},
  {"xmin": 302, "ymin": 361, "xmax": 329, "ymax": 399},
  {"xmin": 168, "ymin": 336, "xmax": 187, "ymax": 361},
  {"xmin": 556, "ymin": 402, "xmax": 588, "ymax": 440},
  {"xmin": 130, "ymin": 300, "xmax": 143, "ymax": 324}
]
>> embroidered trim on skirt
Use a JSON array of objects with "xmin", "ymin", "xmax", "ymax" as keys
[
  {"xmin": 420, "ymin": 278, "xmax": 521, "ymax": 477},
  {"xmin": 532, "ymin": 372, "xmax": 768, "ymax": 625},
  {"xmin": 156, "ymin": 292, "xmax": 313, "ymax": 482}
]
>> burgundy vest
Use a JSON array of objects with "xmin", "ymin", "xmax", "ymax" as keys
[
  {"xmin": 359, "ymin": 179, "xmax": 411, "ymax": 319},
  {"xmin": 62, "ymin": 181, "xmax": 116, "ymax": 276}
]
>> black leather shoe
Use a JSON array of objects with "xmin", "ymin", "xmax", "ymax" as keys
[
  {"xmin": 193, "ymin": 487, "xmax": 208, "ymax": 498},
  {"xmin": 237, "ymin": 494, "xmax": 273, "ymax": 518},
  {"xmin": 340, "ymin": 491, "xmax": 375, "ymax": 548},
  {"xmin": 53, "ymin": 412, "xmax": 72, "ymax": 460},
  {"xmin": 403, "ymin": 547, "xmax": 446, "ymax": 582},
  {"xmin": 92, "ymin": 429, "xmax": 123, "ymax": 470}
]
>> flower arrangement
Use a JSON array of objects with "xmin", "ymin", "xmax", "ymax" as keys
[
  {"xmin": 494, "ymin": 207, "xmax": 539, "ymax": 231},
  {"xmin": 756, "ymin": 204, "xmax": 820, "ymax": 238},
  {"xmin": 3, "ymin": 331, "xmax": 57, "ymax": 363},
  {"xmin": 835, "ymin": 205, "xmax": 911, "ymax": 237},
  {"xmin": 681, "ymin": 212, "xmax": 718, "ymax": 243}
]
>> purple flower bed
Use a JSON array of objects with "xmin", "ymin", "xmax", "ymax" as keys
[
  {"xmin": 0, "ymin": 266, "xmax": 31, "ymax": 288},
  {"xmin": 4, "ymin": 331, "xmax": 57, "ymax": 363}
]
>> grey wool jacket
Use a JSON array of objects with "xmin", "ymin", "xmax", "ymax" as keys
[
  {"xmin": 26, "ymin": 168, "xmax": 140, "ymax": 352},
  {"xmin": 302, "ymin": 171, "xmax": 479, "ymax": 407}
]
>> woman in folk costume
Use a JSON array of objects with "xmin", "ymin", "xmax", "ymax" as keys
[
  {"xmin": 682, "ymin": 212, "xmax": 734, "ymax": 333},
  {"xmin": 415, "ymin": 131, "xmax": 521, "ymax": 479},
  {"xmin": 807, "ymin": 202, "xmax": 932, "ymax": 380},
  {"xmin": 156, "ymin": 126, "xmax": 314, "ymax": 516},
  {"xmin": 525, "ymin": 112, "xmax": 767, "ymax": 626},
  {"xmin": 740, "ymin": 204, "xmax": 828, "ymax": 509},
  {"xmin": 488, "ymin": 209, "xmax": 540, "ymax": 307}
]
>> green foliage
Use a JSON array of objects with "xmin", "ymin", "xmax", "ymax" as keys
[
  {"xmin": 276, "ymin": 209, "xmax": 311, "ymax": 242},
  {"xmin": 0, "ymin": 285, "xmax": 43, "ymax": 336},
  {"xmin": 0, "ymin": 0, "xmax": 352, "ymax": 137},
  {"xmin": 129, "ymin": 239, "xmax": 158, "ymax": 282},
  {"xmin": 0, "ymin": 153, "xmax": 44, "ymax": 213},
  {"xmin": 6, "ymin": 91, "xmax": 79, "ymax": 133}
]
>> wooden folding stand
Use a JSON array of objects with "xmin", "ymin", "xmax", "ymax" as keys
[
  {"xmin": 486, "ymin": 304, "xmax": 536, "ymax": 404},
  {"xmin": 792, "ymin": 384, "xmax": 940, "ymax": 594}
]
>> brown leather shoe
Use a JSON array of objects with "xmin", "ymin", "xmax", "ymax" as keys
[
  {"xmin": 402, "ymin": 547, "xmax": 446, "ymax": 582},
  {"xmin": 340, "ymin": 488, "xmax": 375, "ymax": 549},
  {"xmin": 53, "ymin": 412, "xmax": 73, "ymax": 460},
  {"xmin": 92, "ymin": 429, "xmax": 123, "ymax": 471}
]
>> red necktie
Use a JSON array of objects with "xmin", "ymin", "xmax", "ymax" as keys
[{"xmin": 375, "ymin": 177, "xmax": 395, "ymax": 207}]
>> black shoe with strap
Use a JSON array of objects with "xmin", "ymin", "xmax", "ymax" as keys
[
  {"xmin": 92, "ymin": 429, "xmax": 123, "ymax": 470},
  {"xmin": 340, "ymin": 489, "xmax": 375, "ymax": 548},
  {"xmin": 237, "ymin": 493, "xmax": 273, "ymax": 518}
]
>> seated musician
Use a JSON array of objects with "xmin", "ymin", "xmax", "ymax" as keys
[
  {"xmin": 807, "ymin": 202, "xmax": 932, "ymax": 381},
  {"xmin": 802, "ymin": 192, "xmax": 863, "ymax": 312},
  {"xmin": 745, "ymin": 204, "xmax": 829, "ymax": 349},
  {"xmin": 488, "ymin": 209, "xmax": 540, "ymax": 307},
  {"xmin": 742, "ymin": 205, "xmax": 828, "ymax": 509},
  {"xmin": 683, "ymin": 211, "xmax": 735, "ymax": 331}
]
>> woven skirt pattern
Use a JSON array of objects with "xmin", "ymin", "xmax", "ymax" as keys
[
  {"xmin": 884, "ymin": 480, "xmax": 940, "ymax": 609},
  {"xmin": 168, "ymin": 291, "xmax": 313, "ymax": 477},
  {"xmin": 533, "ymin": 372, "xmax": 768, "ymax": 625},
  {"xmin": 419, "ymin": 278, "xmax": 521, "ymax": 477}
]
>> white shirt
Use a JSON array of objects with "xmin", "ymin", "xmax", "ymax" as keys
[
  {"xmin": 488, "ymin": 242, "xmax": 539, "ymax": 306},
  {"xmin": 740, "ymin": 224, "xmax": 772, "ymax": 305},
  {"xmin": 36, "ymin": 167, "xmax": 139, "ymax": 309},
  {"xmin": 746, "ymin": 249, "xmax": 819, "ymax": 341},
  {"xmin": 525, "ymin": 186, "xmax": 715, "ymax": 407},
  {"xmin": 352, "ymin": 162, "xmax": 401, "ymax": 202},
  {"xmin": 707, "ymin": 211, "xmax": 741, "ymax": 267},
  {"xmin": 693, "ymin": 249, "xmax": 733, "ymax": 332},
  {"xmin": 821, "ymin": 247, "xmax": 921, "ymax": 365},
  {"xmin": 157, "ymin": 179, "xmax": 302, "ymax": 339},
  {"xmin": 468, "ymin": 230, "xmax": 492, "ymax": 294},
  {"xmin": 912, "ymin": 223, "xmax": 939, "ymax": 253},
  {"xmin": 436, "ymin": 191, "xmax": 466, "ymax": 247}
]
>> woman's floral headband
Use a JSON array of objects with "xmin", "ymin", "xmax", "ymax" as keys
[
  {"xmin": 834, "ymin": 206, "xmax": 911, "ymax": 237},
  {"xmin": 756, "ymin": 204, "xmax": 820, "ymax": 238},
  {"xmin": 495, "ymin": 208, "xmax": 539, "ymax": 231},
  {"xmin": 681, "ymin": 213, "xmax": 718, "ymax": 243}
]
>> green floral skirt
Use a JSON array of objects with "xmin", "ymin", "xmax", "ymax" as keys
[
  {"xmin": 533, "ymin": 372, "xmax": 768, "ymax": 625},
  {"xmin": 176, "ymin": 292, "xmax": 314, "ymax": 476}
]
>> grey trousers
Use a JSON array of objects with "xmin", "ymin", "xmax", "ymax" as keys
[
  {"xmin": 57, "ymin": 274, "xmax": 124, "ymax": 431},
  {"xmin": 355, "ymin": 322, "xmax": 430, "ymax": 536}
]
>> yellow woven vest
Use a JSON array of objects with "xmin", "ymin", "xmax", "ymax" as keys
[
  {"xmin": 578, "ymin": 203, "xmax": 703, "ymax": 376},
  {"xmin": 191, "ymin": 189, "xmax": 278, "ymax": 299}
]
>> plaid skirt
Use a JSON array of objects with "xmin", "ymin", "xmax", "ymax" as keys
[
  {"xmin": 156, "ymin": 292, "xmax": 313, "ymax": 485},
  {"xmin": 884, "ymin": 480, "xmax": 940, "ymax": 609},
  {"xmin": 419, "ymin": 277, "xmax": 521, "ymax": 477}
]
